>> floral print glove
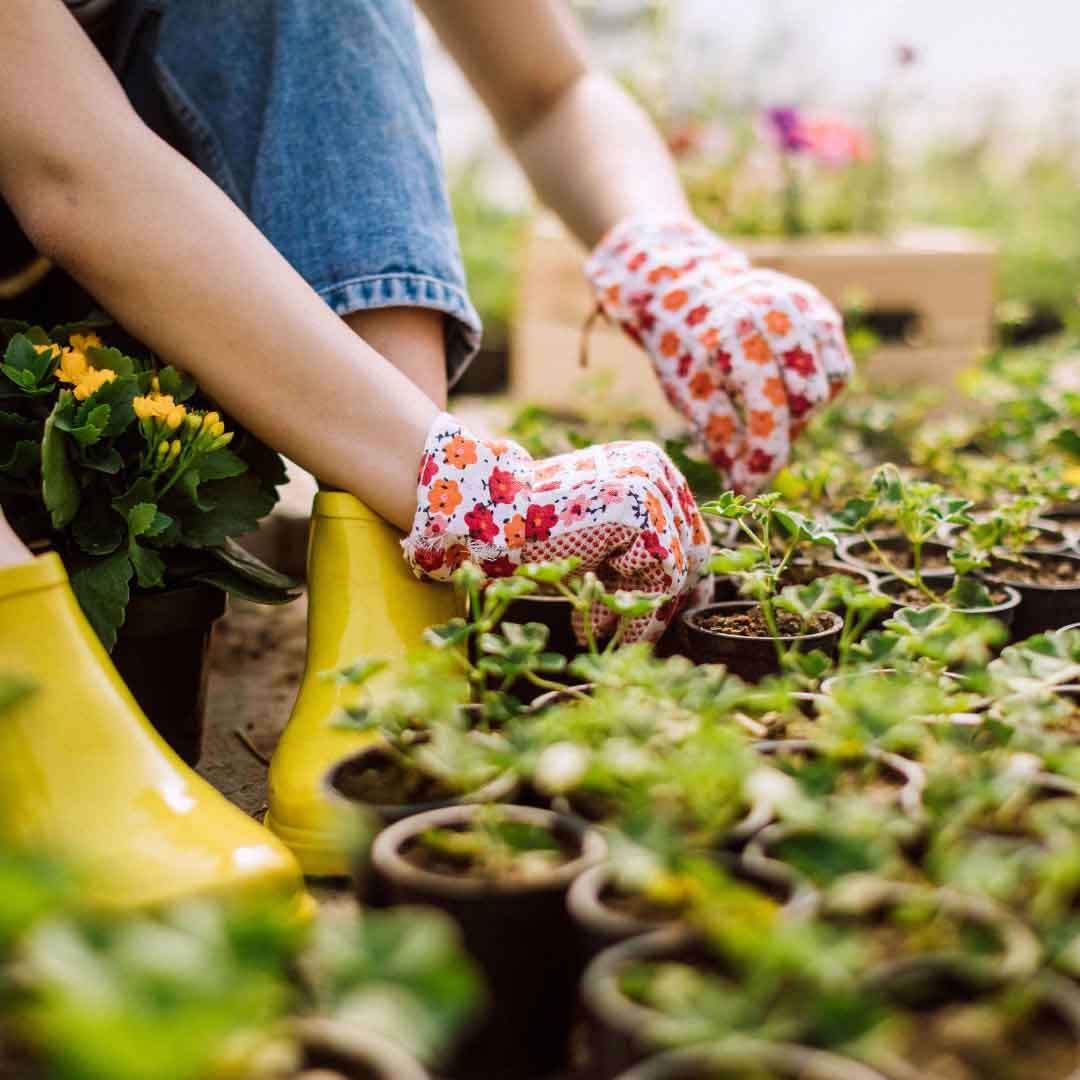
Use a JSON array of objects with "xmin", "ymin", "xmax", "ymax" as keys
[
  {"xmin": 403, "ymin": 413, "xmax": 711, "ymax": 643},
  {"xmin": 585, "ymin": 218, "xmax": 853, "ymax": 492}
]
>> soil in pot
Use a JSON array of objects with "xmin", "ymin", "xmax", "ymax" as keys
[
  {"xmin": 858, "ymin": 974, "xmax": 1080, "ymax": 1080},
  {"xmin": 714, "ymin": 559, "xmax": 874, "ymax": 604},
  {"xmin": 680, "ymin": 602, "xmax": 842, "ymax": 683},
  {"xmin": 112, "ymin": 582, "xmax": 227, "ymax": 766},
  {"xmin": 874, "ymin": 573, "xmax": 1020, "ymax": 638},
  {"xmin": 981, "ymin": 553, "xmax": 1080, "ymax": 639},
  {"xmin": 370, "ymin": 804, "xmax": 604, "ymax": 1080},
  {"xmin": 840, "ymin": 537, "xmax": 955, "ymax": 575}
]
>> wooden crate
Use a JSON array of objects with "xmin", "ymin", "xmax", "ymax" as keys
[{"xmin": 510, "ymin": 216, "xmax": 997, "ymax": 427}]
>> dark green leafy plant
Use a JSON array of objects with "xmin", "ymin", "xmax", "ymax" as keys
[{"xmin": 0, "ymin": 321, "xmax": 298, "ymax": 648}]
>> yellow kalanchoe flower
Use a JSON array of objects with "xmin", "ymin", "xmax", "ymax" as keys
[
  {"xmin": 55, "ymin": 348, "xmax": 91, "ymax": 388},
  {"xmin": 133, "ymin": 392, "xmax": 178, "ymax": 422},
  {"xmin": 68, "ymin": 332, "xmax": 103, "ymax": 354},
  {"xmin": 33, "ymin": 342, "xmax": 60, "ymax": 360},
  {"xmin": 72, "ymin": 367, "xmax": 117, "ymax": 401}
]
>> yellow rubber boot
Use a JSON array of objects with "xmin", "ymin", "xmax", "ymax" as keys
[
  {"xmin": 266, "ymin": 493, "xmax": 457, "ymax": 876},
  {"xmin": 0, "ymin": 553, "xmax": 307, "ymax": 912}
]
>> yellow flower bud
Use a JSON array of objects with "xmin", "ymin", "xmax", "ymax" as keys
[
  {"xmin": 151, "ymin": 375, "xmax": 161, "ymax": 393},
  {"xmin": 210, "ymin": 420, "xmax": 226, "ymax": 438},
  {"xmin": 165, "ymin": 404, "xmax": 187, "ymax": 430},
  {"xmin": 157, "ymin": 439, "xmax": 170, "ymax": 459},
  {"xmin": 133, "ymin": 396, "xmax": 155, "ymax": 421},
  {"xmin": 202, "ymin": 411, "xmax": 220, "ymax": 430},
  {"xmin": 185, "ymin": 413, "xmax": 202, "ymax": 432},
  {"xmin": 169, "ymin": 438, "xmax": 183, "ymax": 462}
]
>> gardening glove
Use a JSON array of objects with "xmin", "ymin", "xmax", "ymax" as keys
[
  {"xmin": 403, "ymin": 413, "xmax": 711, "ymax": 643},
  {"xmin": 585, "ymin": 218, "xmax": 853, "ymax": 493}
]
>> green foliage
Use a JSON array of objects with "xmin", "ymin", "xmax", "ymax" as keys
[{"xmin": 0, "ymin": 322, "xmax": 297, "ymax": 649}]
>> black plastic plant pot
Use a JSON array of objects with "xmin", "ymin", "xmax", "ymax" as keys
[
  {"xmin": 296, "ymin": 1017, "xmax": 431, "ymax": 1080},
  {"xmin": 567, "ymin": 853, "xmax": 797, "ymax": 962},
  {"xmin": 713, "ymin": 557, "xmax": 876, "ymax": 605},
  {"xmin": 326, "ymin": 746, "xmax": 519, "ymax": 904},
  {"xmin": 980, "ymin": 552, "xmax": 1080, "ymax": 640},
  {"xmin": 369, "ymin": 804, "xmax": 605, "ymax": 1080},
  {"xmin": 874, "ymin": 572, "xmax": 1020, "ymax": 634},
  {"xmin": 679, "ymin": 602, "xmax": 843, "ymax": 682},
  {"xmin": 613, "ymin": 1040, "xmax": 889, "ymax": 1080},
  {"xmin": 838, "ymin": 535, "xmax": 954, "ymax": 576},
  {"xmin": 853, "ymin": 971, "xmax": 1080, "ymax": 1080},
  {"xmin": 504, "ymin": 593, "xmax": 582, "ymax": 659},
  {"xmin": 580, "ymin": 928, "xmax": 706, "ymax": 1080},
  {"xmin": 111, "ymin": 582, "xmax": 227, "ymax": 766},
  {"xmin": 820, "ymin": 874, "xmax": 1041, "ymax": 996}
]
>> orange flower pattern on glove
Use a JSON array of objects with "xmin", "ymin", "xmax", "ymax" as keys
[
  {"xmin": 403, "ymin": 413, "xmax": 711, "ymax": 643},
  {"xmin": 585, "ymin": 219, "xmax": 853, "ymax": 492}
]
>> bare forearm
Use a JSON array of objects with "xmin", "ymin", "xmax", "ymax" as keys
[
  {"xmin": 1, "ymin": 2, "xmax": 435, "ymax": 530},
  {"xmin": 512, "ymin": 71, "xmax": 691, "ymax": 248}
]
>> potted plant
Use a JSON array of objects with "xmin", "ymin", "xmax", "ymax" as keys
[
  {"xmin": 369, "ymin": 803, "xmax": 605, "ymax": 1080},
  {"xmin": 0, "ymin": 322, "xmax": 298, "ymax": 763},
  {"xmin": 683, "ymin": 493, "xmax": 846, "ymax": 680},
  {"xmin": 613, "ymin": 1039, "xmax": 888, "ymax": 1080}
]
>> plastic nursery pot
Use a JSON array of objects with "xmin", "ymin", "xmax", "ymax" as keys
[
  {"xmin": 111, "ymin": 582, "xmax": 227, "ymax": 767},
  {"xmin": 326, "ymin": 744, "xmax": 519, "ymax": 903},
  {"xmin": 567, "ymin": 853, "xmax": 800, "ymax": 962},
  {"xmin": 679, "ymin": 602, "xmax": 843, "ymax": 683},
  {"xmin": 613, "ymin": 1040, "xmax": 889, "ymax": 1080},
  {"xmin": 504, "ymin": 592, "xmax": 582, "ymax": 659},
  {"xmin": 821, "ymin": 874, "xmax": 1041, "ymax": 996},
  {"xmin": 296, "ymin": 1018, "xmax": 431, "ymax": 1080},
  {"xmin": 819, "ymin": 669, "xmax": 988, "ymax": 725},
  {"xmin": 838, "ymin": 535, "xmax": 955, "ymax": 576},
  {"xmin": 874, "ymin": 572, "xmax": 1021, "ymax": 635},
  {"xmin": 369, "ymin": 803, "xmax": 605, "ymax": 1080},
  {"xmin": 580, "ymin": 927, "xmax": 714, "ymax": 1080},
  {"xmin": 713, "ymin": 557, "xmax": 877, "ymax": 605},
  {"xmin": 853, "ymin": 971, "xmax": 1080, "ymax": 1080},
  {"xmin": 980, "ymin": 552, "xmax": 1080, "ymax": 641},
  {"xmin": 1045, "ymin": 503, "xmax": 1080, "ymax": 547}
]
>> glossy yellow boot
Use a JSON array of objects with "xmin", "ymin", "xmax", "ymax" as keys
[
  {"xmin": 0, "ymin": 553, "xmax": 307, "ymax": 912},
  {"xmin": 266, "ymin": 493, "xmax": 457, "ymax": 876}
]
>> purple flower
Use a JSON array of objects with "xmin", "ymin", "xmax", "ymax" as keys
[{"xmin": 765, "ymin": 106, "xmax": 811, "ymax": 154}]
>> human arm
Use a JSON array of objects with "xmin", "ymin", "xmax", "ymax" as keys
[
  {"xmin": 0, "ymin": 0, "xmax": 438, "ymax": 530},
  {"xmin": 417, "ymin": 0, "xmax": 689, "ymax": 247}
]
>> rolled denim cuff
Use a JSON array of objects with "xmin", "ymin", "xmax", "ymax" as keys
[{"xmin": 319, "ymin": 272, "xmax": 482, "ymax": 390}]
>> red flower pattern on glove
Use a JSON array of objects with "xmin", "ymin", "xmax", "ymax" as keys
[
  {"xmin": 403, "ymin": 413, "xmax": 711, "ymax": 643},
  {"xmin": 585, "ymin": 219, "xmax": 853, "ymax": 492}
]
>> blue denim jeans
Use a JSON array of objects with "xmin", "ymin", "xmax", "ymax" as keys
[{"xmin": 111, "ymin": 0, "xmax": 481, "ymax": 385}]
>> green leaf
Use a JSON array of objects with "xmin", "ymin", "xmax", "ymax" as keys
[
  {"xmin": 69, "ymin": 551, "xmax": 133, "ymax": 650},
  {"xmin": 57, "ymin": 402, "xmax": 110, "ymax": 446},
  {"xmin": 0, "ymin": 439, "xmax": 40, "ymax": 479},
  {"xmin": 3, "ymin": 334, "xmax": 54, "ymax": 383},
  {"xmin": 1053, "ymin": 428, "xmax": 1080, "ymax": 460},
  {"xmin": 41, "ymin": 397, "xmax": 80, "ymax": 529},
  {"xmin": 128, "ymin": 539, "xmax": 166, "ymax": 589},
  {"xmin": 85, "ymin": 345, "xmax": 135, "ymax": 377},
  {"xmin": 195, "ymin": 447, "xmax": 248, "ymax": 482},
  {"xmin": 79, "ymin": 443, "xmax": 123, "ymax": 474},
  {"xmin": 947, "ymin": 575, "xmax": 995, "ymax": 611},
  {"xmin": 171, "ymin": 474, "xmax": 275, "ymax": 547},
  {"xmin": 191, "ymin": 564, "xmax": 297, "ymax": 605},
  {"xmin": 208, "ymin": 538, "xmax": 300, "ymax": 591},
  {"xmin": 49, "ymin": 312, "xmax": 113, "ymax": 341},
  {"xmin": 0, "ymin": 409, "xmax": 36, "ymax": 433},
  {"xmin": 156, "ymin": 365, "xmax": 197, "ymax": 403},
  {"xmin": 71, "ymin": 499, "xmax": 125, "ymax": 556},
  {"xmin": 82, "ymin": 373, "xmax": 139, "ymax": 436},
  {"xmin": 127, "ymin": 502, "xmax": 160, "ymax": 537}
]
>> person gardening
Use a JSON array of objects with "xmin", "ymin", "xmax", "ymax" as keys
[{"xmin": 0, "ymin": 0, "xmax": 852, "ymax": 898}]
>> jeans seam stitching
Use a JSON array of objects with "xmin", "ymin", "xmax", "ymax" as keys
[{"xmin": 153, "ymin": 58, "xmax": 246, "ymax": 206}]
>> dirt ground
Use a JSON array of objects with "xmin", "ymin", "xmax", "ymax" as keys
[{"xmin": 198, "ymin": 593, "xmax": 310, "ymax": 819}]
